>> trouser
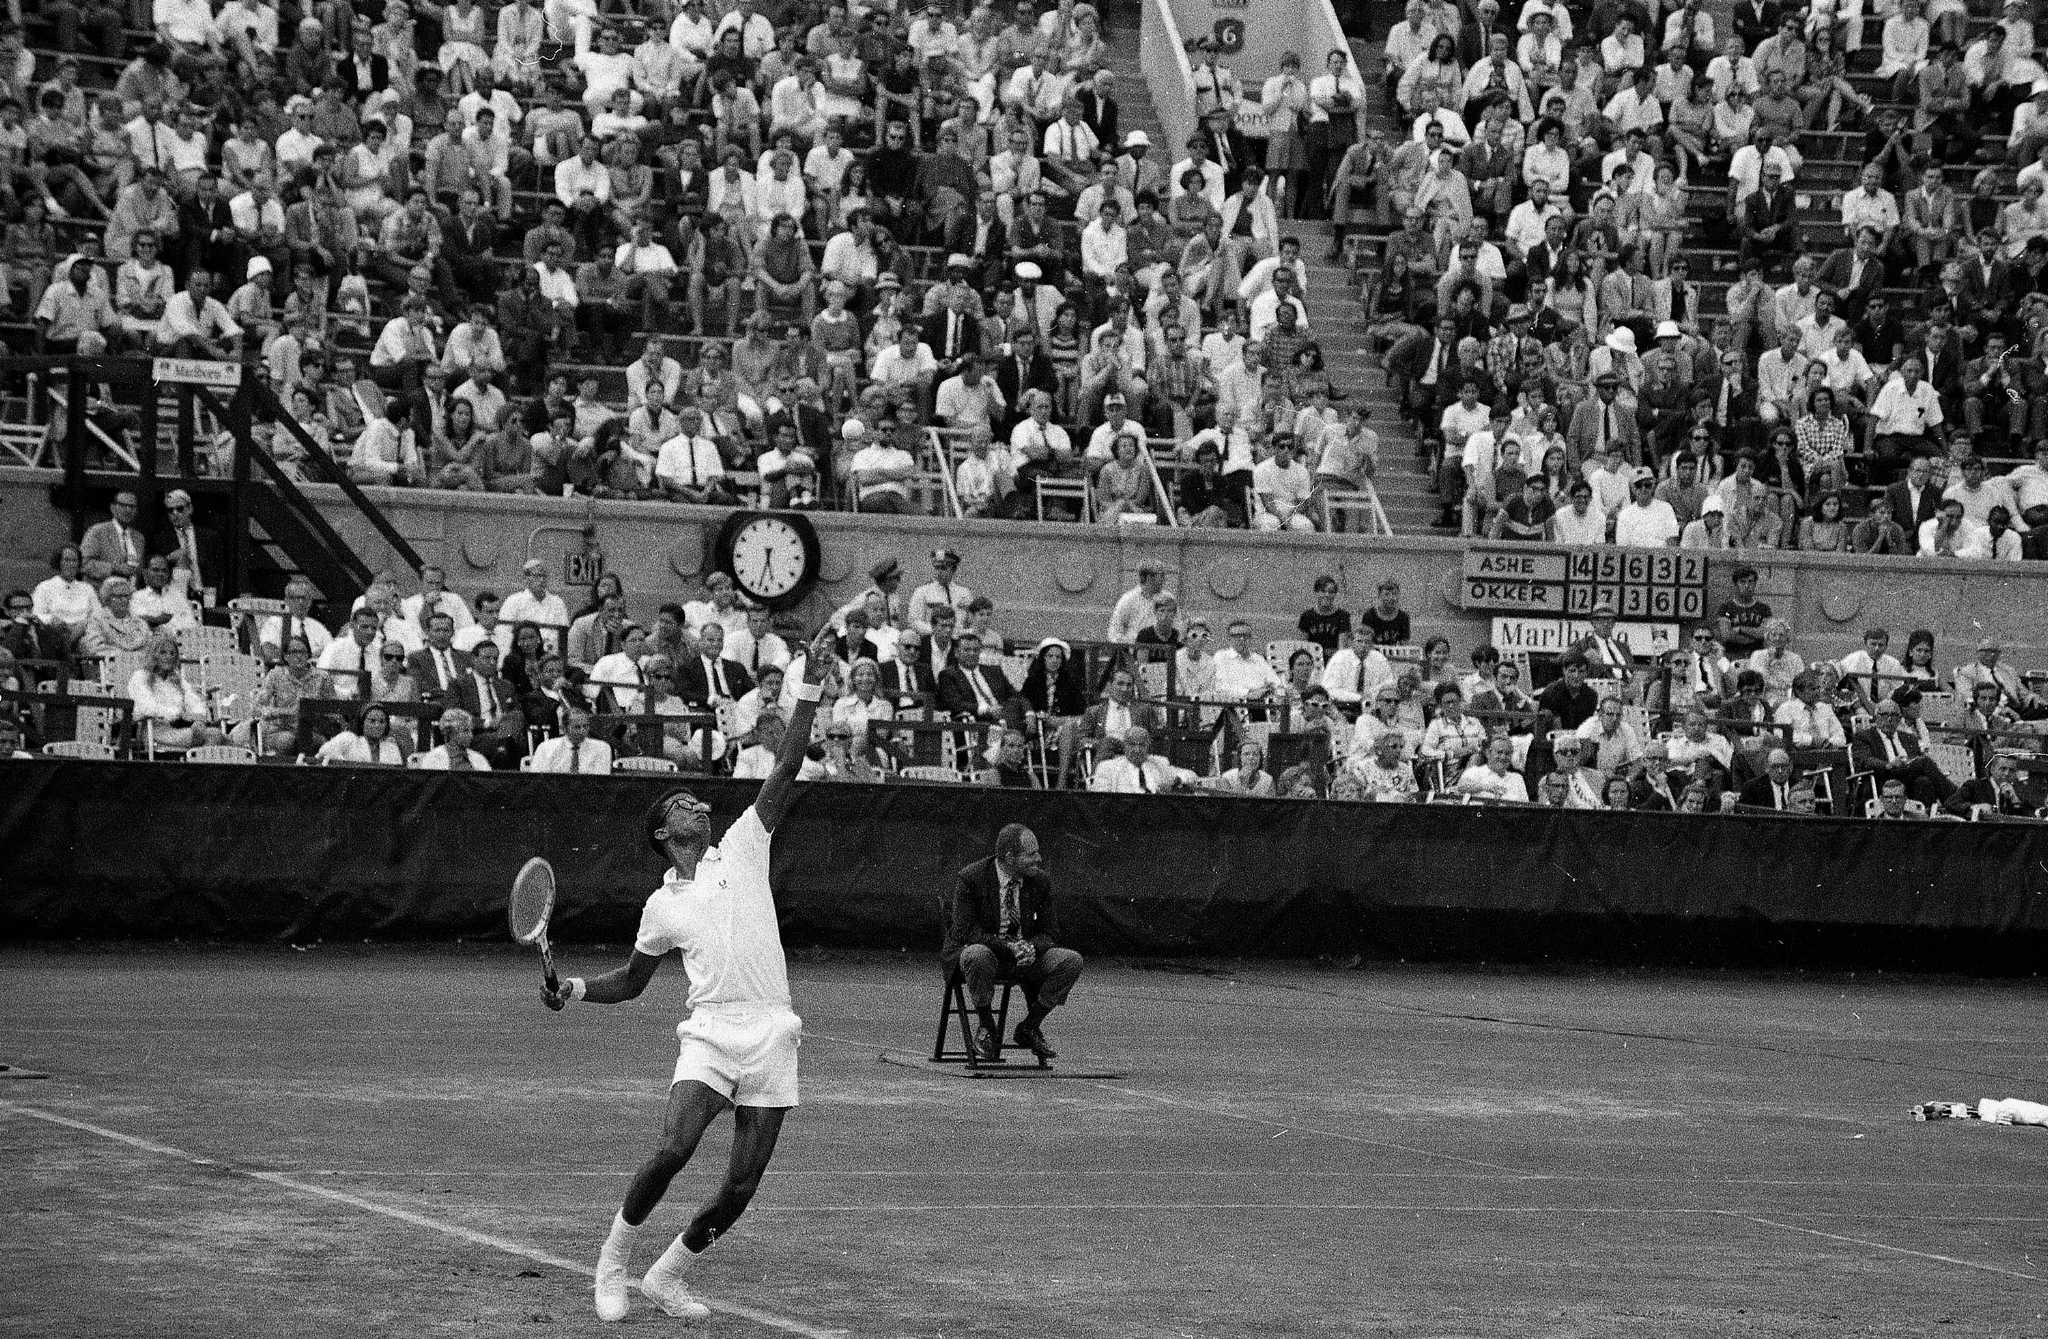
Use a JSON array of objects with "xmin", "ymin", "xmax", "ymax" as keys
[
  {"xmin": 1873, "ymin": 755, "xmax": 1956, "ymax": 808},
  {"xmin": 958, "ymin": 943, "xmax": 1084, "ymax": 1012}
]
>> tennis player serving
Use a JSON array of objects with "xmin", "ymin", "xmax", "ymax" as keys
[{"xmin": 543, "ymin": 628, "xmax": 835, "ymax": 1323}]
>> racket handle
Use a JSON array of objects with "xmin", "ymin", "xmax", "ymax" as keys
[{"xmin": 539, "ymin": 934, "xmax": 559, "ymax": 993}]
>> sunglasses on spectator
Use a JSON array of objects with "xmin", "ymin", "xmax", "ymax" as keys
[
  {"xmin": 649, "ymin": 670, "xmax": 673, "ymax": 679},
  {"xmin": 167, "ymin": 502, "xmax": 190, "ymax": 513},
  {"xmin": 827, "ymin": 730, "xmax": 853, "ymax": 739}
]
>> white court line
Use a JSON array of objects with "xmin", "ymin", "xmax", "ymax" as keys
[
  {"xmin": 0, "ymin": 1101, "xmax": 847, "ymax": 1339},
  {"xmin": 1730, "ymin": 1213, "xmax": 2041, "ymax": 1282}
]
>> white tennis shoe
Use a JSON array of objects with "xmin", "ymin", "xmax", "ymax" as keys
[
  {"xmin": 640, "ymin": 1271, "xmax": 713, "ymax": 1321},
  {"xmin": 594, "ymin": 1235, "xmax": 635, "ymax": 1321}
]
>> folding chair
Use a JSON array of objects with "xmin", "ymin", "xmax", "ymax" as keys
[
  {"xmin": 932, "ymin": 895, "xmax": 1048, "ymax": 1070},
  {"xmin": 1034, "ymin": 476, "xmax": 1092, "ymax": 522}
]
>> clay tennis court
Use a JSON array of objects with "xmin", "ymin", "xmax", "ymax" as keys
[{"xmin": 4, "ymin": 944, "xmax": 2044, "ymax": 1337}]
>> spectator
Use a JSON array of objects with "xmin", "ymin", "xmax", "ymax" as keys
[
  {"xmin": 414, "ymin": 707, "xmax": 493, "ymax": 770},
  {"xmin": 529, "ymin": 706, "xmax": 615, "ymax": 774},
  {"xmin": 128, "ymin": 633, "xmax": 222, "ymax": 753},
  {"xmin": 81, "ymin": 578, "xmax": 151, "ymax": 660},
  {"xmin": 1088, "ymin": 726, "xmax": 1194, "ymax": 792},
  {"xmin": 32, "ymin": 543, "xmax": 101, "ymax": 643}
]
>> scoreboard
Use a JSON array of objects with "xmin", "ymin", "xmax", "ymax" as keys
[{"xmin": 1462, "ymin": 548, "xmax": 1707, "ymax": 622}]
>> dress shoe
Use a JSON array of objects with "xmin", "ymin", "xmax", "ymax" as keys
[
  {"xmin": 972, "ymin": 1024, "xmax": 1000, "ymax": 1061},
  {"xmin": 1014, "ymin": 1023, "xmax": 1057, "ymax": 1060}
]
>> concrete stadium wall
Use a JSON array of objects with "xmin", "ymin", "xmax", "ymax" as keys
[{"xmin": 4, "ymin": 468, "xmax": 2046, "ymax": 666}]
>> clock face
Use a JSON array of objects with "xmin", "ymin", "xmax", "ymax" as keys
[{"xmin": 729, "ymin": 516, "xmax": 810, "ymax": 599}]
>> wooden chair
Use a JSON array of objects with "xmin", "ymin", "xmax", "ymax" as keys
[
  {"xmin": 932, "ymin": 895, "xmax": 1048, "ymax": 1070},
  {"xmin": 1034, "ymin": 475, "xmax": 1092, "ymax": 522},
  {"xmin": 1926, "ymin": 740, "xmax": 1977, "ymax": 787},
  {"xmin": 1264, "ymin": 639, "xmax": 1324, "ymax": 679}
]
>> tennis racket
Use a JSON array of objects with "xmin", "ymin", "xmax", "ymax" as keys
[{"xmin": 508, "ymin": 856, "xmax": 560, "ymax": 995}]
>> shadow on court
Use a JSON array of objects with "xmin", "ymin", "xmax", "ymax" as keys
[{"xmin": 4, "ymin": 944, "xmax": 2047, "ymax": 1338}]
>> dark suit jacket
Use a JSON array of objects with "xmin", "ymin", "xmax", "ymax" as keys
[
  {"xmin": 1945, "ymin": 778, "xmax": 2035, "ymax": 818},
  {"xmin": 1957, "ymin": 256, "xmax": 2015, "ymax": 318},
  {"xmin": 406, "ymin": 646, "xmax": 474, "ymax": 703},
  {"xmin": 942, "ymin": 854, "xmax": 1061, "ymax": 973},
  {"xmin": 453, "ymin": 669, "xmax": 523, "ymax": 730},
  {"xmin": 1077, "ymin": 698, "xmax": 1165, "ymax": 751},
  {"xmin": 1201, "ymin": 125, "xmax": 1251, "ymax": 191},
  {"xmin": 936, "ymin": 661, "xmax": 1023, "ymax": 726},
  {"xmin": 878, "ymin": 657, "xmax": 936, "ymax": 707},
  {"xmin": 1738, "ymin": 775, "xmax": 1798, "ymax": 810},
  {"xmin": 1740, "ymin": 187, "xmax": 1797, "ymax": 241},
  {"xmin": 1733, "ymin": 0, "xmax": 1783, "ymax": 50},
  {"xmin": 676, "ymin": 654, "xmax": 754, "ymax": 708},
  {"xmin": 152, "ymin": 522, "xmax": 225, "ymax": 593},
  {"xmin": 1850, "ymin": 725, "xmax": 1930, "ymax": 775},
  {"xmin": 1077, "ymin": 88, "xmax": 1119, "ymax": 155},
  {"xmin": 995, "ymin": 350, "xmax": 1058, "ymax": 430},
  {"xmin": 1815, "ymin": 247, "xmax": 1884, "ymax": 319},
  {"xmin": 336, "ymin": 51, "xmax": 390, "ymax": 97},
  {"xmin": 1884, "ymin": 479, "xmax": 1942, "ymax": 529},
  {"xmin": 921, "ymin": 308, "xmax": 982, "ymax": 363}
]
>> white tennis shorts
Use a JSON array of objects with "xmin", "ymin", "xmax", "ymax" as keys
[{"xmin": 673, "ymin": 1006, "xmax": 803, "ymax": 1108}]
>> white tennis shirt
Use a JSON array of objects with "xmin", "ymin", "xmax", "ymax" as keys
[{"xmin": 634, "ymin": 806, "xmax": 790, "ymax": 1012}]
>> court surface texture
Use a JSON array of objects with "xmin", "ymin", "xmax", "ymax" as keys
[{"xmin": 4, "ymin": 944, "xmax": 2046, "ymax": 1337}]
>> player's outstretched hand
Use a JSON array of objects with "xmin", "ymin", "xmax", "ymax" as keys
[
  {"xmin": 542, "ymin": 979, "xmax": 568, "ymax": 1011},
  {"xmin": 804, "ymin": 629, "xmax": 837, "ymax": 684}
]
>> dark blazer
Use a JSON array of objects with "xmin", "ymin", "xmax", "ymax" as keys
[
  {"xmin": 1201, "ymin": 124, "xmax": 1251, "ymax": 192},
  {"xmin": 1944, "ymin": 777, "xmax": 2035, "ymax": 818},
  {"xmin": 995, "ymin": 349, "xmax": 1058, "ymax": 430},
  {"xmin": 1077, "ymin": 698, "xmax": 1165, "ymax": 752},
  {"xmin": 936, "ymin": 661, "xmax": 1023, "ymax": 726},
  {"xmin": 921, "ymin": 308, "xmax": 982, "ymax": 363},
  {"xmin": 942, "ymin": 854, "xmax": 1061, "ymax": 973},
  {"xmin": 877, "ymin": 656, "xmax": 936, "ymax": 706},
  {"xmin": 1737, "ymin": 775, "xmax": 1799, "ymax": 810},
  {"xmin": 1849, "ymin": 725, "xmax": 1929, "ymax": 774},
  {"xmin": 1884, "ymin": 478, "xmax": 1942, "ymax": 529},
  {"xmin": 453, "ymin": 669, "xmax": 527, "ymax": 758},
  {"xmin": 1814, "ymin": 246, "xmax": 1884, "ymax": 319},
  {"xmin": 1740, "ymin": 187, "xmax": 1797, "ymax": 241},
  {"xmin": 676, "ymin": 654, "xmax": 754, "ymax": 707},
  {"xmin": 336, "ymin": 50, "xmax": 390, "ymax": 98},
  {"xmin": 152, "ymin": 522, "xmax": 225, "ymax": 593},
  {"xmin": 1077, "ymin": 88, "xmax": 1119, "ymax": 154},
  {"xmin": 1733, "ymin": 0, "xmax": 1783, "ymax": 51},
  {"xmin": 406, "ymin": 645, "xmax": 474, "ymax": 703}
]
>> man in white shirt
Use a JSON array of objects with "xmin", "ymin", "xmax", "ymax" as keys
[
  {"xmin": 1773, "ymin": 671, "xmax": 1847, "ymax": 748},
  {"xmin": 1504, "ymin": 178, "xmax": 1565, "ymax": 257},
  {"xmin": 849, "ymin": 427, "xmax": 922, "ymax": 514},
  {"xmin": 869, "ymin": 325, "xmax": 939, "ymax": 394},
  {"xmin": 1918, "ymin": 498, "xmax": 1993, "ymax": 558},
  {"xmin": 1211, "ymin": 621, "xmax": 1283, "ymax": 701},
  {"xmin": 1078, "ymin": 199, "xmax": 1128, "ymax": 282},
  {"xmin": 1246, "ymin": 267, "xmax": 1309, "ymax": 343},
  {"xmin": 1455, "ymin": 735, "xmax": 1531, "ymax": 802},
  {"xmin": 1252, "ymin": 435, "xmax": 1317, "ymax": 531},
  {"xmin": 1168, "ymin": 138, "xmax": 1226, "ymax": 210},
  {"xmin": 1320, "ymin": 627, "xmax": 1394, "ymax": 706},
  {"xmin": 1942, "ymin": 455, "xmax": 2018, "ymax": 525},
  {"xmin": 934, "ymin": 354, "xmax": 1006, "ymax": 432},
  {"xmin": 498, "ymin": 559, "xmax": 571, "ymax": 651},
  {"xmin": 1837, "ymin": 629, "xmax": 1907, "ymax": 706},
  {"xmin": 317, "ymin": 607, "xmax": 387, "ymax": 700},
  {"xmin": 908, "ymin": 549, "xmax": 974, "ymax": 637},
  {"xmin": 1871, "ymin": 355, "xmax": 1946, "ymax": 469},
  {"xmin": 1088, "ymin": 727, "xmax": 1194, "ymax": 793},
  {"xmin": 655, "ymin": 408, "xmax": 730, "ymax": 504},
  {"xmin": 528, "ymin": 706, "xmax": 615, "ymax": 773},
  {"xmin": 1613, "ymin": 471, "xmax": 1682, "ymax": 546},
  {"xmin": 1105, "ymin": 565, "xmax": 1168, "ymax": 643}
]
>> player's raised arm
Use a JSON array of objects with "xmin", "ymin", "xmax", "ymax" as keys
[{"xmin": 755, "ymin": 627, "xmax": 837, "ymax": 834}]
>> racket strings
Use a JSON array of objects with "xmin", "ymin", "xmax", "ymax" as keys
[{"xmin": 509, "ymin": 863, "xmax": 556, "ymax": 942}]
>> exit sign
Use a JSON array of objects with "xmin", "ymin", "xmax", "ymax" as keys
[{"xmin": 564, "ymin": 552, "xmax": 605, "ymax": 586}]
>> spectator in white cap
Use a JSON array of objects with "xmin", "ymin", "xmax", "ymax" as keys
[
  {"xmin": 1116, "ymin": 129, "xmax": 1167, "ymax": 201},
  {"xmin": 498, "ymin": 558, "xmax": 571, "ymax": 652},
  {"xmin": 226, "ymin": 256, "xmax": 280, "ymax": 351},
  {"xmin": 1614, "ymin": 467, "xmax": 1682, "ymax": 546},
  {"xmin": 909, "ymin": 549, "xmax": 975, "ymax": 636},
  {"xmin": 1681, "ymin": 493, "xmax": 1734, "ymax": 548},
  {"xmin": 1006, "ymin": 261, "xmax": 1064, "ymax": 336}
]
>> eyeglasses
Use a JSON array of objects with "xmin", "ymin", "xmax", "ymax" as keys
[
  {"xmin": 167, "ymin": 503, "xmax": 190, "ymax": 513},
  {"xmin": 827, "ymin": 731, "xmax": 853, "ymax": 740},
  {"xmin": 1693, "ymin": 633, "xmax": 1714, "ymax": 641}
]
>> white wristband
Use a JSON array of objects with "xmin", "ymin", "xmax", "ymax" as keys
[
  {"xmin": 795, "ymin": 681, "xmax": 823, "ymax": 703},
  {"xmin": 567, "ymin": 977, "xmax": 587, "ymax": 1002}
]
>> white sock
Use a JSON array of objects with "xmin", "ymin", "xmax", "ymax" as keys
[
  {"xmin": 645, "ymin": 1232, "xmax": 699, "ymax": 1283},
  {"xmin": 602, "ymin": 1211, "xmax": 641, "ymax": 1262}
]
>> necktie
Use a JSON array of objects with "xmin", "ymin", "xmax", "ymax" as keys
[
  {"xmin": 1776, "ymin": 783, "xmax": 1787, "ymax": 809},
  {"xmin": 712, "ymin": 659, "xmax": 728, "ymax": 699},
  {"xmin": 438, "ymin": 651, "xmax": 453, "ymax": 689},
  {"xmin": 357, "ymin": 645, "xmax": 370, "ymax": 700},
  {"xmin": 1884, "ymin": 731, "xmax": 1903, "ymax": 765},
  {"xmin": 1136, "ymin": 761, "xmax": 1151, "ymax": 792},
  {"xmin": 1000, "ymin": 877, "xmax": 1019, "ymax": 936},
  {"xmin": 567, "ymin": 739, "xmax": 583, "ymax": 773},
  {"xmin": 970, "ymin": 669, "xmax": 996, "ymax": 716},
  {"xmin": 1355, "ymin": 657, "xmax": 1365, "ymax": 695},
  {"xmin": 479, "ymin": 676, "xmax": 497, "ymax": 727},
  {"xmin": 1601, "ymin": 408, "xmax": 1613, "ymax": 451}
]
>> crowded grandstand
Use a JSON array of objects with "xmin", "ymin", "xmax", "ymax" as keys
[{"xmin": 3, "ymin": 0, "xmax": 2047, "ymax": 817}]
